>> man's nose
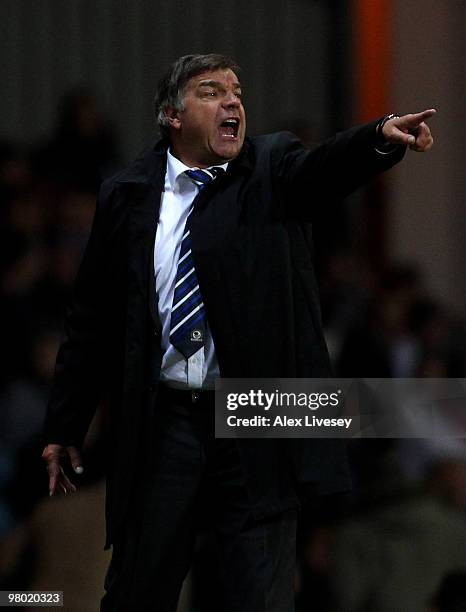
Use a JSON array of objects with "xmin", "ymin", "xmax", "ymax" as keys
[{"xmin": 222, "ymin": 92, "xmax": 240, "ymax": 108}]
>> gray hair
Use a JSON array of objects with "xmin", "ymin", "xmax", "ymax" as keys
[{"xmin": 154, "ymin": 54, "xmax": 241, "ymax": 137}]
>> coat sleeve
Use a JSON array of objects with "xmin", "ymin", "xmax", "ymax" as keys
[
  {"xmin": 269, "ymin": 120, "xmax": 406, "ymax": 218},
  {"xmin": 42, "ymin": 180, "xmax": 115, "ymax": 447}
]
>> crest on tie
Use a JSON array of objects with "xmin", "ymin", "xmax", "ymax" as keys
[{"xmin": 190, "ymin": 329, "xmax": 203, "ymax": 342}]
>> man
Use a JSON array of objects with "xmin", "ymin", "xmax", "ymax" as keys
[{"xmin": 42, "ymin": 54, "xmax": 435, "ymax": 611}]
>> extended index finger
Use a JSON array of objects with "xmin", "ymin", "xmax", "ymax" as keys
[{"xmin": 406, "ymin": 108, "xmax": 437, "ymax": 126}]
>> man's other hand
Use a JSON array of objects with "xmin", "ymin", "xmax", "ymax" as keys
[
  {"xmin": 382, "ymin": 109, "xmax": 436, "ymax": 151},
  {"xmin": 42, "ymin": 444, "xmax": 83, "ymax": 496}
]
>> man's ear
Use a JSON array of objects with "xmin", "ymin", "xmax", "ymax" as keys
[{"xmin": 165, "ymin": 107, "xmax": 181, "ymax": 130}]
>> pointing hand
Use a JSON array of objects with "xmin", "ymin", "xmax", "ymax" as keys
[{"xmin": 382, "ymin": 109, "xmax": 436, "ymax": 152}]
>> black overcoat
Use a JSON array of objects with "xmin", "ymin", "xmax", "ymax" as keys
[{"xmin": 44, "ymin": 122, "xmax": 404, "ymax": 546}]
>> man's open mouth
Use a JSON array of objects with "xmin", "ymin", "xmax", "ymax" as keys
[{"xmin": 219, "ymin": 118, "xmax": 240, "ymax": 138}]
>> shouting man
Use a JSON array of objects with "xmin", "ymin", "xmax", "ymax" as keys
[{"xmin": 42, "ymin": 54, "xmax": 435, "ymax": 611}]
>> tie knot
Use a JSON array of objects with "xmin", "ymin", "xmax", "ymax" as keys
[{"xmin": 185, "ymin": 167, "xmax": 225, "ymax": 188}]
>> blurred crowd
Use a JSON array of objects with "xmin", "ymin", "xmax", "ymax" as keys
[
  {"xmin": 0, "ymin": 91, "xmax": 465, "ymax": 611},
  {"xmin": 0, "ymin": 90, "xmax": 119, "ymax": 598}
]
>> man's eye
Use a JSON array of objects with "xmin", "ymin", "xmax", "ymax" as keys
[
  {"xmin": 204, "ymin": 91, "xmax": 216, "ymax": 97},
  {"xmin": 235, "ymin": 92, "xmax": 242, "ymax": 99}
]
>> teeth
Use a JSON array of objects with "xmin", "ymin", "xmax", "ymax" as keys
[{"xmin": 220, "ymin": 118, "xmax": 239, "ymax": 137}]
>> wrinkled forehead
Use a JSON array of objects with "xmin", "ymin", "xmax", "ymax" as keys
[{"xmin": 185, "ymin": 68, "xmax": 241, "ymax": 91}]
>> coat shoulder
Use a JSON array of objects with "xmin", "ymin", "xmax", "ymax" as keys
[
  {"xmin": 102, "ymin": 139, "xmax": 167, "ymax": 190},
  {"xmin": 243, "ymin": 133, "xmax": 305, "ymax": 180},
  {"xmin": 98, "ymin": 141, "xmax": 166, "ymax": 205},
  {"xmin": 250, "ymin": 131, "xmax": 304, "ymax": 155}
]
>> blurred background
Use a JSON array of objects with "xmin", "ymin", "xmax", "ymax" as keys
[{"xmin": 0, "ymin": 1, "xmax": 465, "ymax": 610}]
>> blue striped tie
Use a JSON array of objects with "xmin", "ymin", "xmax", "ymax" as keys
[{"xmin": 169, "ymin": 167, "xmax": 224, "ymax": 358}]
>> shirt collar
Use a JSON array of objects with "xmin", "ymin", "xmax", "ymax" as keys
[{"xmin": 166, "ymin": 148, "xmax": 229, "ymax": 191}]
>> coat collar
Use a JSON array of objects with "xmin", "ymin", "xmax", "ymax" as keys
[
  {"xmin": 115, "ymin": 139, "xmax": 168, "ymax": 187},
  {"xmin": 115, "ymin": 136, "xmax": 254, "ymax": 187}
]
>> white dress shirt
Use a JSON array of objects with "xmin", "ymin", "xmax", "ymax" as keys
[{"xmin": 154, "ymin": 149, "xmax": 228, "ymax": 389}]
